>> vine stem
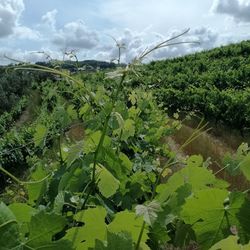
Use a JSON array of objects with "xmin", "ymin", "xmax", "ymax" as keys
[
  {"xmin": 0, "ymin": 166, "xmax": 22, "ymax": 184},
  {"xmin": 58, "ymin": 134, "xmax": 64, "ymax": 165},
  {"xmin": 90, "ymin": 72, "xmax": 126, "ymax": 196},
  {"xmin": 135, "ymin": 221, "xmax": 146, "ymax": 250},
  {"xmin": 91, "ymin": 113, "xmax": 111, "ymax": 184},
  {"xmin": 0, "ymin": 166, "xmax": 50, "ymax": 185},
  {"xmin": 71, "ymin": 72, "xmax": 127, "ymax": 246}
]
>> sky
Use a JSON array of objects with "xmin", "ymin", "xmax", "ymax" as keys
[{"xmin": 0, "ymin": 0, "xmax": 250, "ymax": 64}]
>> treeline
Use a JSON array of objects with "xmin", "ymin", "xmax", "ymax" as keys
[
  {"xmin": 132, "ymin": 40, "xmax": 250, "ymax": 132},
  {"xmin": 37, "ymin": 59, "xmax": 117, "ymax": 72}
]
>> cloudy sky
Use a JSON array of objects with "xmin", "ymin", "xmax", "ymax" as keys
[{"xmin": 0, "ymin": 0, "xmax": 250, "ymax": 64}]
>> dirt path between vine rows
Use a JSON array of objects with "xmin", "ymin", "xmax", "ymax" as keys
[
  {"xmin": 169, "ymin": 121, "xmax": 250, "ymax": 190},
  {"xmin": 14, "ymin": 90, "xmax": 41, "ymax": 128}
]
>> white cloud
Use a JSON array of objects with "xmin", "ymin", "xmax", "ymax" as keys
[
  {"xmin": 212, "ymin": 0, "xmax": 250, "ymax": 23},
  {"xmin": 0, "ymin": 0, "xmax": 41, "ymax": 42},
  {"xmin": 0, "ymin": 0, "xmax": 248, "ymax": 65},
  {"xmin": 94, "ymin": 26, "xmax": 220, "ymax": 63},
  {"xmin": 0, "ymin": 0, "xmax": 25, "ymax": 38},
  {"xmin": 97, "ymin": 29, "xmax": 145, "ymax": 63},
  {"xmin": 98, "ymin": 0, "xmax": 210, "ymax": 34},
  {"xmin": 41, "ymin": 9, "xmax": 57, "ymax": 30},
  {"xmin": 14, "ymin": 26, "xmax": 41, "ymax": 40},
  {"xmin": 189, "ymin": 27, "xmax": 219, "ymax": 49},
  {"xmin": 150, "ymin": 27, "xmax": 220, "ymax": 60},
  {"xmin": 0, "ymin": 47, "xmax": 64, "ymax": 64},
  {"xmin": 52, "ymin": 20, "xmax": 99, "ymax": 49}
]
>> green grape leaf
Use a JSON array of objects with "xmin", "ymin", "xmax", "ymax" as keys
[
  {"xmin": 96, "ymin": 165, "xmax": 120, "ymax": 198},
  {"xmin": 164, "ymin": 183, "xmax": 192, "ymax": 216},
  {"xmin": 53, "ymin": 191, "xmax": 65, "ymax": 214},
  {"xmin": 94, "ymin": 231, "xmax": 133, "ymax": 250},
  {"xmin": 8, "ymin": 203, "xmax": 36, "ymax": 241},
  {"xmin": 239, "ymin": 153, "xmax": 250, "ymax": 181},
  {"xmin": 135, "ymin": 200, "xmax": 162, "ymax": 226},
  {"xmin": 33, "ymin": 124, "xmax": 47, "ymax": 147},
  {"xmin": 181, "ymin": 189, "xmax": 248, "ymax": 249},
  {"xmin": 210, "ymin": 235, "xmax": 250, "ymax": 250},
  {"xmin": 27, "ymin": 165, "xmax": 47, "ymax": 205},
  {"xmin": 112, "ymin": 111, "xmax": 125, "ymax": 129},
  {"xmin": 121, "ymin": 119, "xmax": 135, "ymax": 141},
  {"xmin": 84, "ymin": 131, "xmax": 111, "ymax": 154},
  {"xmin": 8, "ymin": 203, "xmax": 35, "ymax": 223},
  {"xmin": 186, "ymin": 155, "xmax": 203, "ymax": 167},
  {"xmin": 66, "ymin": 141, "xmax": 84, "ymax": 167},
  {"xmin": 64, "ymin": 207, "xmax": 107, "ymax": 250},
  {"xmin": 67, "ymin": 105, "xmax": 78, "ymax": 120},
  {"xmin": 31, "ymin": 240, "xmax": 74, "ymax": 250},
  {"xmin": 129, "ymin": 91, "xmax": 137, "ymax": 105},
  {"xmin": 79, "ymin": 103, "xmax": 91, "ymax": 118},
  {"xmin": 235, "ymin": 193, "xmax": 250, "ymax": 243},
  {"xmin": 173, "ymin": 113, "xmax": 179, "ymax": 119},
  {"xmin": 236, "ymin": 143, "xmax": 249, "ymax": 158},
  {"xmin": 128, "ymin": 106, "xmax": 140, "ymax": 119},
  {"xmin": 26, "ymin": 165, "xmax": 47, "ymax": 205},
  {"xmin": 84, "ymin": 130, "xmax": 101, "ymax": 154},
  {"xmin": 58, "ymin": 165, "xmax": 88, "ymax": 193},
  {"xmin": 156, "ymin": 165, "xmax": 228, "ymax": 203},
  {"xmin": 26, "ymin": 210, "xmax": 67, "ymax": 248},
  {"xmin": 54, "ymin": 106, "xmax": 71, "ymax": 127},
  {"xmin": 74, "ymin": 206, "xmax": 107, "ymax": 224},
  {"xmin": 60, "ymin": 144, "xmax": 69, "ymax": 162},
  {"xmin": 119, "ymin": 152, "xmax": 133, "ymax": 172},
  {"xmin": 0, "ymin": 202, "xmax": 20, "ymax": 249},
  {"xmin": 174, "ymin": 221, "xmax": 196, "ymax": 248},
  {"xmin": 149, "ymin": 221, "xmax": 171, "ymax": 248},
  {"xmin": 108, "ymin": 210, "xmax": 149, "ymax": 244}
]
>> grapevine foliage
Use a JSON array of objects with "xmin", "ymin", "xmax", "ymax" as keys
[{"xmin": 0, "ymin": 61, "xmax": 250, "ymax": 250}]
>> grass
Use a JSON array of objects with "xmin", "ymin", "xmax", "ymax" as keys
[{"xmin": 172, "ymin": 118, "xmax": 250, "ymax": 190}]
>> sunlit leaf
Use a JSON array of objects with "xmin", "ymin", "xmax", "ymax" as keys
[
  {"xmin": 186, "ymin": 155, "xmax": 203, "ymax": 168},
  {"xmin": 239, "ymin": 153, "xmax": 250, "ymax": 181},
  {"xmin": 129, "ymin": 91, "xmax": 137, "ymax": 105},
  {"xmin": 8, "ymin": 203, "xmax": 35, "ymax": 223},
  {"xmin": 119, "ymin": 152, "xmax": 133, "ymax": 172},
  {"xmin": 156, "ymin": 165, "xmax": 228, "ymax": 203},
  {"xmin": 94, "ymin": 231, "xmax": 133, "ymax": 250},
  {"xmin": 210, "ymin": 235, "xmax": 250, "ymax": 250},
  {"xmin": 27, "ymin": 165, "xmax": 47, "ymax": 205},
  {"xmin": 64, "ymin": 207, "xmax": 107, "ymax": 250},
  {"xmin": 84, "ymin": 131, "xmax": 111, "ymax": 154},
  {"xmin": 96, "ymin": 165, "xmax": 120, "ymax": 198},
  {"xmin": 108, "ymin": 210, "xmax": 149, "ymax": 244},
  {"xmin": 181, "ymin": 189, "xmax": 249, "ymax": 249},
  {"xmin": 121, "ymin": 119, "xmax": 135, "ymax": 141},
  {"xmin": 79, "ymin": 103, "xmax": 91, "ymax": 118},
  {"xmin": 237, "ymin": 143, "xmax": 249, "ymax": 157},
  {"xmin": 53, "ymin": 191, "xmax": 65, "ymax": 214},
  {"xmin": 33, "ymin": 124, "xmax": 47, "ymax": 147}
]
